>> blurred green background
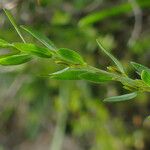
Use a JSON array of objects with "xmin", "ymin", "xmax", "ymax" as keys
[{"xmin": 0, "ymin": 0, "xmax": 150, "ymax": 150}]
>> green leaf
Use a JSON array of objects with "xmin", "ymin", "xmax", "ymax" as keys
[
  {"xmin": 21, "ymin": 26, "xmax": 57, "ymax": 50},
  {"xmin": 97, "ymin": 40, "xmax": 125, "ymax": 74},
  {"xmin": 103, "ymin": 92, "xmax": 137, "ymax": 102},
  {"xmin": 56, "ymin": 48, "xmax": 85, "ymax": 65},
  {"xmin": 49, "ymin": 67, "xmax": 112, "ymax": 82},
  {"xmin": 79, "ymin": 72, "xmax": 112, "ymax": 83},
  {"xmin": 14, "ymin": 43, "xmax": 53, "ymax": 58},
  {"xmin": 141, "ymin": 70, "xmax": 150, "ymax": 87},
  {"xmin": 3, "ymin": 9, "xmax": 26, "ymax": 43},
  {"xmin": 78, "ymin": 0, "xmax": 150, "ymax": 27},
  {"xmin": 131, "ymin": 61, "xmax": 150, "ymax": 75},
  {"xmin": 0, "ymin": 39, "xmax": 12, "ymax": 48},
  {"xmin": 49, "ymin": 68, "xmax": 87, "ymax": 80},
  {"xmin": 0, "ymin": 54, "xmax": 32, "ymax": 66}
]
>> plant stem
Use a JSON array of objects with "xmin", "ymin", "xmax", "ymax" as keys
[{"xmin": 50, "ymin": 81, "xmax": 70, "ymax": 150}]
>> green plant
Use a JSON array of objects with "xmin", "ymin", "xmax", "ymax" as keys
[{"xmin": 1, "ymin": 9, "xmax": 150, "ymax": 102}]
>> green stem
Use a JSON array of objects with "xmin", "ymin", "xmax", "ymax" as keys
[
  {"xmin": 50, "ymin": 81, "xmax": 70, "ymax": 150},
  {"xmin": 86, "ymin": 65, "xmax": 150, "ymax": 92}
]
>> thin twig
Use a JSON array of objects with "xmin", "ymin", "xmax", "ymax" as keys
[
  {"xmin": 50, "ymin": 82, "xmax": 70, "ymax": 150},
  {"xmin": 0, "ymin": 74, "xmax": 29, "ymax": 110},
  {"xmin": 128, "ymin": 0, "xmax": 142, "ymax": 47}
]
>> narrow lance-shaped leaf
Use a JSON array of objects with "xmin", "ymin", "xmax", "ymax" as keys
[
  {"xmin": 78, "ymin": 0, "xmax": 150, "ymax": 27},
  {"xmin": 141, "ymin": 70, "xmax": 150, "ymax": 87},
  {"xmin": 49, "ymin": 67, "xmax": 113, "ymax": 82},
  {"xmin": 3, "ymin": 9, "xmax": 26, "ymax": 43},
  {"xmin": 79, "ymin": 72, "xmax": 113, "ymax": 83},
  {"xmin": 103, "ymin": 92, "xmax": 137, "ymax": 102},
  {"xmin": 49, "ymin": 68, "xmax": 87, "ymax": 80},
  {"xmin": 21, "ymin": 26, "xmax": 57, "ymax": 50},
  {"xmin": 97, "ymin": 39, "xmax": 125, "ymax": 74},
  {"xmin": 14, "ymin": 43, "xmax": 53, "ymax": 58},
  {"xmin": 131, "ymin": 61, "xmax": 150, "ymax": 75},
  {"xmin": 0, "ymin": 39, "xmax": 12, "ymax": 48},
  {"xmin": 0, "ymin": 54, "xmax": 32, "ymax": 66},
  {"xmin": 56, "ymin": 48, "xmax": 85, "ymax": 65}
]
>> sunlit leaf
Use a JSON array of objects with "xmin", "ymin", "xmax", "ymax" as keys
[
  {"xmin": 141, "ymin": 70, "xmax": 150, "ymax": 87},
  {"xmin": 0, "ymin": 39, "xmax": 12, "ymax": 48},
  {"xmin": 103, "ymin": 92, "xmax": 137, "ymax": 102},
  {"xmin": 21, "ymin": 26, "xmax": 57, "ymax": 50},
  {"xmin": 79, "ymin": 72, "xmax": 112, "ymax": 83},
  {"xmin": 3, "ymin": 9, "xmax": 26, "ymax": 43},
  {"xmin": 0, "ymin": 54, "xmax": 32, "ymax": 65},
  {"xmin": 131, "ymin": 61, "xmax": 150, "ymax": 75},
  {"xmin": 97, "ymin": 40, "xmax": 125, "ymax": 74},
  {"xmin": 49, "ymin": 67, "xmax": 87, "ymax": 80},
  {"xmin": 14, "ymin": 43, "xmax": 53, "ymax": 58},
  {"xmin": 56, "ymin": 48, "xmax": 85, "ymax": 65}
]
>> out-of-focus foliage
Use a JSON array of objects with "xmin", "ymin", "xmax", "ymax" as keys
[{"xmin": 0, "ymin": 0, "xmax": 150, "ymax": 150}]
